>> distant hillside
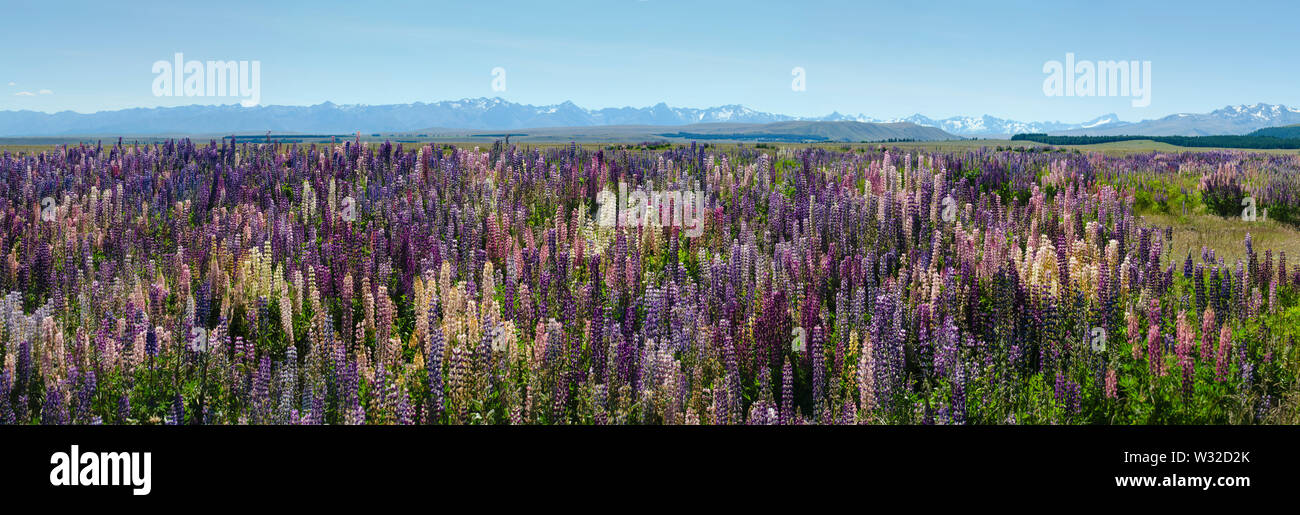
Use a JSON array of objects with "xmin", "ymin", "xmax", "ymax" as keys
[
  {"xmin": 409, "ymin": 121, "xmax": 955, "ymax": 143},
  {"xmin": 1249, "ymin": 124, "xmax": 1300, "ymax": 139},
  {"xmin": 1011, "ymin": 133, "xmax": 1300, "ymax": 149},
  {"xmin": 653, "ymin": 121, "xmax": 953, "ymax": 142}
]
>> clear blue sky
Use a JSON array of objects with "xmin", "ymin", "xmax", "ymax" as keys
[{"xmin": 2, "ymin": 0, "xmax": 1296, "ymax": 122}]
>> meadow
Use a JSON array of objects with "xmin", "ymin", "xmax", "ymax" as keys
[{"xmin": 0, "ymin": 139, "xmax": 1296, "ymax": 424}]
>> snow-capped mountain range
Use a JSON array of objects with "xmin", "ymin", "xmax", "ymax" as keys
[
  {"xmin": 1, "ymin": 98, "xmax": 1298, "ymax": 138},
  {"xmin": 815, "ymin": 111, "xmax": 1126, "ymax": 137},
  {"xmin": 1048, "ymin": 103, "xmax": 1300, "ymax": 137}
]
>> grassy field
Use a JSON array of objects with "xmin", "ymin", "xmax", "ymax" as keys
[
  {"xmin": 1140, "ymin": 212, "xmax": 1300, "ymax": 264},
  {"xmin": 1064, "ymin": 139, "xmax": 1300, "ymax": 156}
]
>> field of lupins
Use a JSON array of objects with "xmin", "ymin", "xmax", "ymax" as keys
[{"xmin": 1, "ymin": 139, "xmax": 1298, "ymax": 425}]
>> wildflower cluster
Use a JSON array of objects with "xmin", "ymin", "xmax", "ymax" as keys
[{"xmin": 0, "ymin": 139, "xmax": 1296, "ymax": 424}]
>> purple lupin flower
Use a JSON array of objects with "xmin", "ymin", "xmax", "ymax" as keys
[
  {"xmin": 42, "ymin": 384, "xmax": 68, "ymax": 425},
  {"xmin": 780, "ymin": 356, "xmax": 794, "ymax": 424},
  {"xmin": 252, "ymin": 354, "xmax": 273, "ymax": 423},
  {"xmin": 425, "ymin": 306, "xmax": 445, "ymax": 424},
  {"xmin": 170, "ymin": 392, "xmax": 185, "ymax": 425},
  {"xmin": 935, "ymin": 314, "xmax": 958, "ymax": 378},
  {"xmin": 77, "ymin": 368, "xmax": 96, "ymax": 424},
  {"xmin": 810, "ymin": 325, "xmax": 826, "ymax": 421},
  {"xmin": 118, "ymin": 393, "xmax": 131, "ymax": 423},
  {"xmin": 15, "ymin": 341, "xmax": 31, "ymax": 422},
  {"xmin": 952, "ymin": 364, "xmax": 966, "ymax": 425},
  {"xmin": 0, "ymin": 369, "xmax": 11, "ymax": 424}
]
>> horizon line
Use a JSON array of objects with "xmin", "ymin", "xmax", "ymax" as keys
[{"xmin": 2, "ymin": 97, "xmax": 1296, "ymax": 127}]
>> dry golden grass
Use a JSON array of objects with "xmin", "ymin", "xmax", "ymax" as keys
[{"xmin": 1141, "ymin": 212, "xmax": 1300, "ymax": 264}]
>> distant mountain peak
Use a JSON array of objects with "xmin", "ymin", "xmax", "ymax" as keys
[{"xmin": 1081, "ymin": 113, "xmax": 1120, "ymax": 128}]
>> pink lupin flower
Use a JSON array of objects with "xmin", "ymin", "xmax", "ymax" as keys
[
  {"xmin": 1215, "ymin": 325, "xmax": 1233, "ymax": 381},
  {"xmin": 1147, "ymin": 324, "xmax": 1164, "ymax": 377},
  {"xmin": 1127, "ymin": 310, "xmax": 1143, "ymax": 361}
]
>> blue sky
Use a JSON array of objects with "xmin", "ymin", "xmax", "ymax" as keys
[{"xmin": 2, "ymin": 0, "xmax": 1296, "ymax": 122}]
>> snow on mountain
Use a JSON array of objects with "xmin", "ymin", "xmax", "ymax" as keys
[
  {"xmin": 1055, "ymin": 103, "xmax": 1300, "ymax": 136},
  {"xmin": 1081, "ymin": 113, "xmax": 1122, "ymax": 129}
]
